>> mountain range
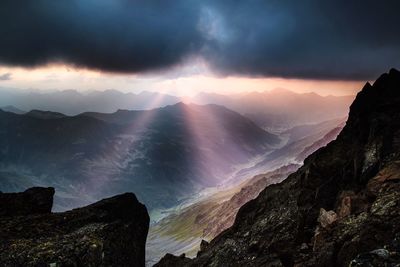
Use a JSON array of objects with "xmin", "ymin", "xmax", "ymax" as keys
[
  {"xmin": 156, "ymin": 69, "xmax": 400, "ymax": 266},
  {"xmin": 0, "ymin": 87, "xmax": 353, "ymax": 131},
  {"xmin": 0, "ymin": 69, "xmax": 399, "ymax": 267},
  {"xmin": 0, "ymin": 88, "xmax": 180, "ymax": 115},
  {"xmin": 0, "ymin": 81, "xmax": 357, "ymax": 266},
  {"xmin": 0, "ymin": 102, "xmax": 279, "ymax": 213},
  {"xmin": 193, "ymin": 89, "xmax": 353, "ymax": 130}
]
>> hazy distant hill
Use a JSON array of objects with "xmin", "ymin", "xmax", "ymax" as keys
[
  {"xmin": 25, "ymin": 110, "xmax": 66, "ymax": 120},
  {"xmin": 0, "ymin": 88, "xmax": 353, "ymax": 131},
  {"xmin": 193, "ymin": 89, "xmax": 354, "ymax": 130},
  {"xmin": 0, "ymin": 105, "xmax": 25, "ymax": 114},
  {"xmin": 0, "ymin": 103, "xmax": 279, "ymax": 212},
  {"xmin": 0, "ymin": 88, "xmax": 181, "ymax": 115},
  {"xmin": 222, "ymin": 117, "xmax": 346, "ymax": 183}
]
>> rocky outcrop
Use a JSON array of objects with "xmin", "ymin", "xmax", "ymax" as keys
[
  {"xmin": 156, "ymin": 69, "xmax": 400, "ymax": 267},
  {"xmin": 295, "ymin": 124, "xmax": 344, "ymax": 162},
  {"xmin": 147, "ymin": 164, "xmax": 299, "ymax": 265},
  {"xmin": 0, "ymin": 188, "xmax": 149, "ymax": 267},
  {"xmin": 0, "ymin": 187, "xmax": 54, "ymax": 217},
  {"xmin": 200, "ymin": 164, "xmax": 299, "ymax": 239},
  {"xmin": 153, "ymin": 253, "xmax": 192, "ymax": 267}
]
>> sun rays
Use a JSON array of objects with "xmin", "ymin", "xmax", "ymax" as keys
[
  {"xmin": 80, "ymin": 93, "xmax": 170, "ymax": 198},
  {"xmin": 179, "ymin": 103, "xmax": 262, "ymax": 187},
  {"xmin": 77, "ymin": 94, "xmax": 278, "ymax": 206}
]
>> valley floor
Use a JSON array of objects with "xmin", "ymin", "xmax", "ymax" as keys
[{"xmin": 145, "ymin": 118, "xmax": 345, "ymax": 265}]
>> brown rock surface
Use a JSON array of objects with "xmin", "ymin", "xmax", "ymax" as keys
[{"xmin": 0, "ymin": 188, "xmax": 149, "ymax": 267}]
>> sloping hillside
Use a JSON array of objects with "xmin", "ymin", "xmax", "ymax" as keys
[
  {"xmin": 0, "ymin": 103, "xmax": 279, "ymax": 213},
  {"xmin": 156, "ymin": 69, "xmax": 400, "ymax": 266}
]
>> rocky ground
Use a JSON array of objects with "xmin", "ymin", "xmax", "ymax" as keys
[
  {"xmin": 0, "ymin": 187, "xmax": 149, "ymax": 267},
  {"xmin": 155, "ymin": 69, "xmax": 400, "ymax": 266},
  {"xmin": 148, "ymin": 117, "xmax": 345, "ymax": 265},
  {"xmin": 147, "ymin": 164, "xmax": 299, "ymax": 265}
]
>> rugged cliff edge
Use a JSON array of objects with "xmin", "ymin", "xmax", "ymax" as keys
[
  {"xmin": 0, "ymin": 188, "xmax": 149, "ymax": 267},
  {"xmin": 155, "ymin": 69, "xmax": 400, "ymax": 267}
]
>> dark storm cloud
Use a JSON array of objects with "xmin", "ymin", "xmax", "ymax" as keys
[
  {"xmin": 0, "ymin": 0, "xmax": 205, "ymax": 73},
  {"xmin": 0, "ymin": 0, "xmax": 399, "ymax": 80},
  {"xmin": 0, "ymin": 73, "xmax": 12, "ymax": 81},
  {"xmin": 201, "ymin": 0, "xmax": 400, "ymax": 80}
]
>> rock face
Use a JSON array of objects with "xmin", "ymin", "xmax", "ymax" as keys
[
  {"xmin": 153, "ymin": 254, "xmax": 192, "ymax": 267},
  {"xmin": 156, "ymin": 69, "xmax": 400, "ymax": 267},
  {"xmin": 0, "ymin": 187, "xmax": 54, "ymax": 217},
  {"xmin": 200, "ymin": 164, "xmax": 300, "ymax": 239},
  {"xmin": 0, "ymin": 188, "xmax": 150, "ymax": 267}
]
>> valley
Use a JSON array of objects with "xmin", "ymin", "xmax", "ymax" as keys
[
  {"xmin": 156, "ymin": 68, "xmax": 400, "ymax": 267},
  {"xmin": 146, "ymin": 117, "xmax": 345, "ymax": 265},
  {"xmin": 0, "ymin": 1, "xmax": 399, "ymax": 266},
  {"xmin": 0, "ymin": 103, "xmax": 280, "ymax": 212},
  {"xmin": 0, "ymin": 90, "xmax": 352, "ymax": 265}
]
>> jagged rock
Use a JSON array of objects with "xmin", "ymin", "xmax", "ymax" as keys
[
  {"xmin": 200, "ymin": 240, "xmax": 209, "ymax": 252},
  {"xmin": 196, "ymin": 240, "xmax": 210, "ymax": 257},
  {"xmin": 349, "ymin": 235, "xmax": 400, "ymax": 267},
  {"xmin": 199, "ymin": 164, "xmax": 299, "ymax": 239},
  {"xmin": 0, "ymin": 188, "xmax": 149, "ymax": 267},
  {"xmin": 337, "ymin": 193, "xmax": 352, "ymax": 218},
  {"xmin": 367, "ymin": 161, "xmax": 400, "ymax": 195},
  {"xmin": 0, "ymin": 187, "xmax": 54, "ymax": 217},
  {"xmin": 155, "ymin": 69, "xmax": 400, "ymax": 266},
  {"xmin": 318, "ymin": 208, "xmax": 338, "ymax": 229},
  {"xmin": 313, "ymin": 209, "xmax": 338, "ymax": 251},
  {"xmin": 154, "ymin": 253, "xmax": 192, "ymax": 267},
  {"xmin": 312, "ymin": 227, "xmax": 326, "ymax": 252},
  {"xmin": 300, "ymin": 243, "xmax": 309, "ymax": 251},
  {"xmin": 336, "ymin": 191, "xmax": 369, "ymax": 219}
]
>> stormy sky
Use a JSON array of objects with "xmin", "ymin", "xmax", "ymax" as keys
[{"xmin": 0, "ymin": 0, "xmax": 399, "ymax": 94}]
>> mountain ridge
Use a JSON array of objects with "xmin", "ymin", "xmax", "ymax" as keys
[
  {"xmin": 155, "ymin": 69, "xmax": 400, "ymax": 266},
  {"xmin": 192, "ymin": 90, "xmax": 353, "ymax": 131},
  {"xmin": 0, "ymin": 88, "xmax": 353, "ymax": 131},
  {"xmin": 0, "ymin": 102, "xmax": 279, "ymax": 213},
  {"xmin": 147, "ymin": 116, "xmax": 345, "ymax": 264}
]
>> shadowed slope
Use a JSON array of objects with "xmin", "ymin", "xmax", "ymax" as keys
[
  {"xmin": 0, "ymin": 187, "xmax": 149, "ymax": 267},
  {"xmin": 0, "ymin": 103, "xmax": 279, "ymax": 213},
  {"xmin": 156, "ymin": 69, "xmax": 400, "ymax": 266}
]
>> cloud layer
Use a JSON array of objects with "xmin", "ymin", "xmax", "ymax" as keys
[
  {"xmin": 0, "ymin": 1, "xmax": 204, "ymax": 73},
  {"xmin": 0, "ymin": 0, "xmax": 399, "ymax": 80}
]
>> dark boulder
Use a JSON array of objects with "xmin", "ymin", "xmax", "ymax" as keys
[
  {"xmin": 0, "ymin": 189, "xmax": 150, "ymax": 267},
  {"xmin": 0, "ymin": 187, "xmax": 54, "ymax": 217},
  {"xmin": 154, "ymin": 253, "xmax": 192, "ymax": 267}
]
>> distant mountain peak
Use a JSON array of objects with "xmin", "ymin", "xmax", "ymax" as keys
[
  {"xmin": 389, "ymin": 67, "xmax": 400, "ymax": 75},
  {"xmin": 26, "ymin": 110, "xmax": 66, "ymax": 119},
  {"xmin": 0, "ymin": 105, "xmax": 25, "ymax": 114},
  {"xmin": 267, "ymin": 87, "xmax": 294, "ymax": 94}
]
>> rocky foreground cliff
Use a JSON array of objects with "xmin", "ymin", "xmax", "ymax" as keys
[
  {"xmin": 0, "ymin": 187, "xmax": 149, "ymax": 267},
  {"xmin": 156, "ymin": 69, "xmax": 400, "ymax": 266}
]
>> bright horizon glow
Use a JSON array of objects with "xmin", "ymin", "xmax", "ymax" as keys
[{"xmin": 0, "ymin": 61, "xmax": 364, "ymax": 97}]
